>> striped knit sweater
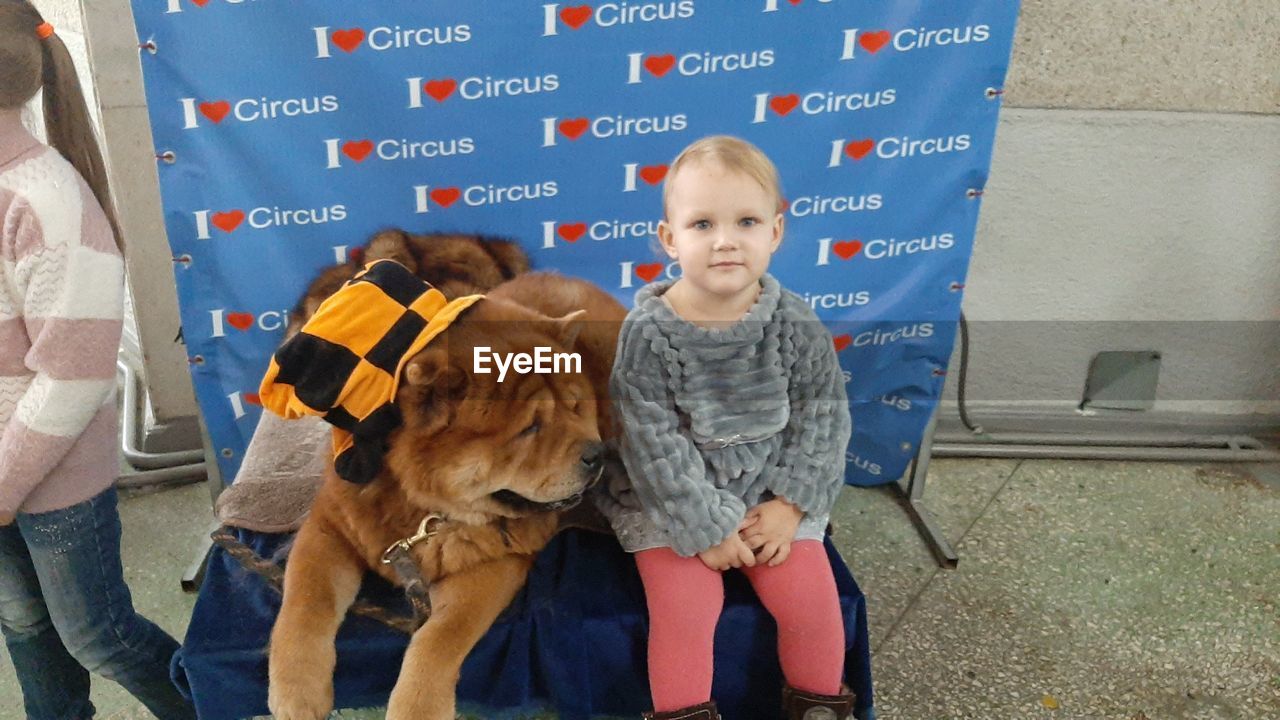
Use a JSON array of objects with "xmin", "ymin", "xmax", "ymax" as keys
[{"xmin": 0, "ymin": 109, "xmax": 123, "ymax": 516}]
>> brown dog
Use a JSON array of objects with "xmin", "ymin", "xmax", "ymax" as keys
[{"xmin": 267, "ymin": 270, "xmax": 626, "ymax": 720}]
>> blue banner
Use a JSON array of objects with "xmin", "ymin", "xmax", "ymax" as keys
[{"xmin": 129, "ymin": 0, "xmax": 1019, "ymax": 485}]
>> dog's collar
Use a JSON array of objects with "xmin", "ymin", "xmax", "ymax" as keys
[
  {"xmin": 379, "ymin": 511, "xmax": 521, "ymax": 630},
  {"xmin": 489, "ymin": 489, "xmax": 584, "ymax": 513},
  {"xmin": 380, "ymin": 513, "xmax": 446, "ymax": 628},
  {"xmin": 380, "ymin": 513, "xmax": 446, "ymax": 566},
  {"xmin": 381, "ymin": 510, "xmax": 524, "ymax": 570}
]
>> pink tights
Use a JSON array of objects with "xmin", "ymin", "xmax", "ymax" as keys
[{"xmin": 634, "ymin": 540, "xmax": 844, "ymax": 711}]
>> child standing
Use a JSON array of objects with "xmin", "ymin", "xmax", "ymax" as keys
[
  {"xmin": 598, "ymin": 136, "xmax": 857, "ymax": 720},
  {"xmin": 0, "ymin": 2, "xmax": 195, "ymax": 718}
]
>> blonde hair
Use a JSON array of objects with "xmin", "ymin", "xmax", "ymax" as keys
[
  {"xmin": 0, "ymin": 0, "xmax": 123, "ymax": 251},
  {"xmin": 662, "ymin": 135, "xmax": 783, "ymax": 219}
]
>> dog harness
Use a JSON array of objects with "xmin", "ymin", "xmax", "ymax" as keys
[{"xmin": 259, "ymin": 259, "xmax": 483, "ymax": 484}]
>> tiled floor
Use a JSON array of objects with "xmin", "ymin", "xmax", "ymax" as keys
[
  {"xmin": 854, "ymin": 460, "xmax": 1280, "ymax": 720},
  {"xmin": 1, "ymin": 459, "xmax": 1277, "ymax": 719}
]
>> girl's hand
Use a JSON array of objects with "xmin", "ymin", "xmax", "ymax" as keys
[
  {"xmin": 697, "ymin": 519, "xmax": 758, "ymax": 571},
  {"xmin": 741, "ymin": 497, "xmax": 804, "ymax": 567}
]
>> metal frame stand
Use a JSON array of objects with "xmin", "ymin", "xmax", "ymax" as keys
[
  {"xmin": 896, "ymin": 406, "xmax": 959, "ymax": 569},
  {"xmin": 182, "ymin": 423, "xmax": 226, "ymax": 593},
  {"xmin": 182, "ymin": 521, "xmax": 220, "ymax": 593},
  {"xmin": 115, "ymin": 359, "xmax": 215, "ymax": 591},
  {"xmin": 116, "ymin": 360, "xmax": 206, "ymax": 488}
]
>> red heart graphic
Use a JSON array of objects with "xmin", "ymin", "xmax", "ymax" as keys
[
  {"xmin": 833, "ymin": 240, "xmax": 863, "ymax": 260},
  {"xmin": 769, "ymin": 94, "xmax": 800, "ymax": 116},
  {"xmin": 789, "ymin": 0, "xmax": 802, "ymax": 5},
  {"xmin": 342, "ymin": 140, "xmax": 374, "ymax": 162},
  {"xmin": 644, "ymin": 54, "xmax": 676, "ymax": 77},
  {"xmin": 635, "ymin": 263, "xmax": 664, "ymax": 283},
  {"xmin": 243, "ymin": 393, "xmax": 262, "ymax": 406},
  {"xmin": 424, "ymin": 79, "xmax": 456, "ymax": 102},
  {"xmin": 430, "ymin": 187, "xmax": 461, "ymax": 207},
  {"xmin": 190, "ymin": 0, "xmax": 210, "ymax": 6},
  {"xmin": 226, "ymin": 313, "xmax": 254, "ymax": 331},
  {"xmin": 211, "ymin": 210, "xmax": 244, "ymax": 233},
  {"xmin": 199, "ymin": 101, "xmax": 230, "ymax": 123},
  {"xmin": 330, "ymin": 28, "xmax": 365, "ymax": 53},
  {"xmin": 557, "ymin": 223, "xmax": 587, "ymax": 242},
  {"xmin": 559, "ymin": 118, "xmax": 590, "ymax": 140},
  {"xmin": 560, "ymin": 5, "xmax": 593, "ymax": 29},
  {"xmin": 844, "ymin": 139, "xmax": 875, "ymax": 160},
  {"xmin": 639, "ymin": 165, "xmax": 668, "ymax": 185},
  {"xmin": 859, "ymin": 30, "xmax": 891, "ymax": 54},
  {"xmin": 833, "ymin": 334, "xmax": 852, "ymax": 352}
]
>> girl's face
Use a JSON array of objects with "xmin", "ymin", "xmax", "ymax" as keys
[{"xmin": 657, "ymin": 160, "xmax": 783, "ymax": 304}]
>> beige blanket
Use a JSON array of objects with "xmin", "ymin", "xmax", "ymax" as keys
[{"xmin": 214, "ymin": 413, "xmax": 329, "ymax": 533}]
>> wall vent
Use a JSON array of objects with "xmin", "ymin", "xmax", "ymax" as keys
[{"xmin": 1081, "ymin": 351, "xmax": 1161, "ymax": 411}]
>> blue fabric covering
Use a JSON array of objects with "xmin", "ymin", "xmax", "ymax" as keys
[{"xmin": 172, "ymin": 529, "xmax": 873, "ymax": 720}]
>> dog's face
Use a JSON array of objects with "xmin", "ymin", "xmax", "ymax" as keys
[{"xmin": 384, "ymin": 299, "xmax": 604, "ymax": 525}]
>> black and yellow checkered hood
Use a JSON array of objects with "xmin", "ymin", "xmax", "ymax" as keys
[{"xmin": 259, "ymin": 259, "xmax": 483, "ymax": 484}]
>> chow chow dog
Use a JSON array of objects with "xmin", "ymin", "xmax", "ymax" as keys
[{"xmin": 267, "ymin": 232, "xmax": 625, "ymax": 720}]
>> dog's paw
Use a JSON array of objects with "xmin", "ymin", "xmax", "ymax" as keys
[{"xmin": 268, "ymin": 678, "xmax": 334, "ymax": 720}]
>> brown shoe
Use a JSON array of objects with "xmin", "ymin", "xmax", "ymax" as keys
[
  {"xmin": 643, "ymin": 700, "xmax": 720, "ymax": 720},
  {"xmin": 782, "ymin": 684, "xmax": 856, "ymax": 720}
]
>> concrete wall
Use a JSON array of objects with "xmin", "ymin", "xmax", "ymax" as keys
[
  {"xmin": 1006, "ymin": 0, "xmax": 1279, "ymax": 114},
  {"xmin": 31, "ymin": 0, "xmax": 79, "ymax": 33},
  {"xmin": 949, "ymin": 110, "xmax": 1279, "ymax": 432},
  {"xmin": 41, "ymin": 0, "xmax": 1280, "ymax": 440},
  {"xmin": 948, "ymin": 1, "xmax": 1280, "ymax": 434}
]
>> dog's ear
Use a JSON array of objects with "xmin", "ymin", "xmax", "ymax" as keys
[
  {"xmin": 549, "ymin": 309, "xmax": 588, "ymax": 348},
  {"xmin": 404, "ymin": 347, "xmax": 466, "ymax": 389},
  {"xmin": 365, "ymin": 229, "xmax": 417, "ymax": 273},
  {"xmin": 402, "ymin": 347, "xmax": 466, "ymax": 433}
]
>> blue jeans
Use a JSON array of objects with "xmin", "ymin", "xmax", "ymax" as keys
[{"xmin": 0, "ymin": 487, "xmax": 195, "ymax": 720}]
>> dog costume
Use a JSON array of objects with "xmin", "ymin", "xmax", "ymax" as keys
[{"xmin": 260, "ymin": 259, "xmax": 482, "ymax": 484}]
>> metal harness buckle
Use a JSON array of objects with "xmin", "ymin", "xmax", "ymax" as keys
[{"xmin": 380, "ymin": 514, "xmax": 444, "ymax": 565}]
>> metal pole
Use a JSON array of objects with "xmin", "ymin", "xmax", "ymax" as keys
[
  {"xmin": 896, "ymin": 406, "xmax": 959, "ymax": 569},
  {"xmin": 116, "ymin": 464, "xmax": 206, "ymax": 489},
  {"xmin": 118, "ymin": 360, "xmax": 205, "ymax": 469},
  {"xmin": 931, "ymin": 442, "xmax": 1280, "ymax": 462},
  {"xmin": 933, "ymin": 431, "xmax": 1274, "ymax": 451}
]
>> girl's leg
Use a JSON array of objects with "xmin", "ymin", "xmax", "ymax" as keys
[
  {"xmin": 0, "ymin": 522, "xmax": 94, "ymax": 720},
  {"xmin": 741, "ymin": 540, "xmax": 845, "ymax": 695},
  {"xmin": 20, "ymin": 488, "xmax": 195, "ymax": 720},
  {"xmin": 635, "ymin": 547, "xmax": 724, "ymax": 711}
]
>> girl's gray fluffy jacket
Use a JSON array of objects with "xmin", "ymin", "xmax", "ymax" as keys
[{"xmin": 595, "ymin": 274, "xmax": 853, "ymax": 556}]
